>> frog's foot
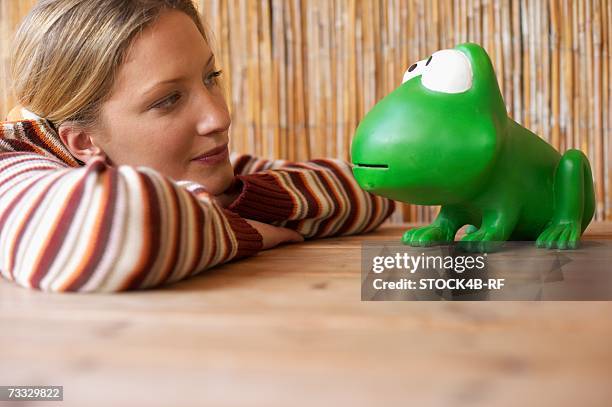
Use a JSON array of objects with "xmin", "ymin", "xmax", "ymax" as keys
[
  {"xmin": 402, "ymin": 225, "xmax": 454, "ymax": 247},
  {"xmin": 458, "ymin": 228, "xmax": 505, "ymax": 252},
  {"xmin": 536, "ymin": 221, "xmax": 581, "ymax": 250}
]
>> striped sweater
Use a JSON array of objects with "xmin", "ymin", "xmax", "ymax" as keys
[{"xmin": 0, "ymin": 118, "xmax": 395, "ymax": 292}]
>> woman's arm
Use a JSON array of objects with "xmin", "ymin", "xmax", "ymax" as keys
[
  {"xmin": 0, "ymin": 152, "xmax": 262, "ymax": 293},
  {"xmin": 228, "ymin": 153, "xmax": 396, "ymax": 238}
]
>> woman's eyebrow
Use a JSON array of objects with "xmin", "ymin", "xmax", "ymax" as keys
[
  {"xmin": 204, "ymin": 54, "xmax": 215, "ymax": 67},
  {"xmin": 140, "ymin": 54, "xmax": 216, "ymax": 100}
]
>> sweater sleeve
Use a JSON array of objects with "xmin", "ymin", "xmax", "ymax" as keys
[
  {"xmin": 228, "ymin": 153, "xmax": 396, "ymax": 238},
  {"xmin": 0, "ymin": 152, "xmax": 262, "ymax": 293}
]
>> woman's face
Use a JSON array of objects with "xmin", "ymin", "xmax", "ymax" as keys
[{"xmin": 92, "ymin": 10, "xmax": 233, "ymax": 194}]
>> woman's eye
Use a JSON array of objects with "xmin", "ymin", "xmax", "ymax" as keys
[
  {"xmin": 204, "ymin": 70, "xmax": 223, "ymax": 87},
  {"xmin": 152, "ymin": 93, "xmax": 181, "ymax": 110}
]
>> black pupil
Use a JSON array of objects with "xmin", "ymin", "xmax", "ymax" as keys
[
  {"xmin": 426, "ymin": 56, "xmax": 433, "ymax": 65},
  {"xmin": 408, "ymin": 63, "xmax": 417, "ymax": 72}
]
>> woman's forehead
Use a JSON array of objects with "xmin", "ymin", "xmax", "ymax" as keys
[{"xmin": 115, "ymin": 10, "xmax": 211, "ymax": 92}]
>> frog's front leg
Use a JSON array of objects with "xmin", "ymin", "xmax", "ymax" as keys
[
  {"xmin": 536, "ymin": 149, "xmax": 596, "ymax": 249},
  {"xmin": 459, "ymin": 207, "xmax": 519, "ymax": 252},
  {"xmin": 402, "ymin": 205, "xmax": 470, "ymax": 246}
]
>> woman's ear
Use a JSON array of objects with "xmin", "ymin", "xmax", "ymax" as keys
[{"xmin": 58, "ymin": 122, "xmax": 107, "ymax": 163}]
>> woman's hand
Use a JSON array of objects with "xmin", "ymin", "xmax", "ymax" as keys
[
  {"xmin": 246, "ymin": 219, "xmax": 304, "ymax": 250},
  {"xmin": 210, "ymin": 179, "xmax": 303, "ymax": 248}
]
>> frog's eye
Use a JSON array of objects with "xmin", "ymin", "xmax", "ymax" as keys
[
  {"xmin": 402, "ymin": 58, "xmax": 428, "ymax": 84},
  {"xmin": 421, "ymin": 49, "xmax": 472, "ymax": 93}
]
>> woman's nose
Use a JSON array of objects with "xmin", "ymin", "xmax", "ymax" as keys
[{"xmin": 195, "ymin": 89, "xmax": 231, "ymax": 137}]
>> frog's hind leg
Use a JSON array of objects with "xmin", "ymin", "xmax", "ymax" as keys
[{"xmin": 536, "ymin": 149, "xmax": 596, "ymax": 249}]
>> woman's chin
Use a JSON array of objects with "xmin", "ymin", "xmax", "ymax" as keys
[{"xmin": 188, "ymin": 162, "xmax": 234, "ymax": 194}]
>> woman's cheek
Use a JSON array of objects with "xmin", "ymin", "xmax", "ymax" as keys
[{"xmin": 150, "ymin": 131, "xmax": 195, "ymax": 169}]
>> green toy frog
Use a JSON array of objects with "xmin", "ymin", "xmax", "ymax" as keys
[{"xmin": 351, "ymin": 43, "xmax": 595, "ymax": 251}]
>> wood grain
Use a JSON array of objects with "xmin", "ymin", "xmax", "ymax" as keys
[{"xmin": 1, "ymin": 222, "xmax": 611, "ymax": 406}]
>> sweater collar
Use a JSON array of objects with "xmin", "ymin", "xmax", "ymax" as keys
[{"xmin": 1, "ymin": 109, "xmax": 82, "ymax": 167}]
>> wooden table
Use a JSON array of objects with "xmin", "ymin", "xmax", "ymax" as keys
[{"xmin": 1, "ymin": 223, "xmax": 611, "ymax": 406}]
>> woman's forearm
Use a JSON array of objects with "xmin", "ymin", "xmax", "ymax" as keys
[
  {"xmin": 0, "ymin": 152, "xmax": 262, "ymax": 293},
  {"xmin": 229, "ymin": 153, "xmax": 396, "ymax": 238}
]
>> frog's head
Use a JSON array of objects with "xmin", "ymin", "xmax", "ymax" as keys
[{"xmin": 351, "ymin": 43, "xmax": 508, "ymax": 205}]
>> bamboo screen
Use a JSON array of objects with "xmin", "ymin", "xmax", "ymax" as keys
[{"xmin": 1, "ymin": 0, "xmax": 610, "ymax": 222}]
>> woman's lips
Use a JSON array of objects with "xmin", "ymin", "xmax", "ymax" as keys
[{"xmin": 192, "ymin": 144, "xmax": 229, "ymax": 165}]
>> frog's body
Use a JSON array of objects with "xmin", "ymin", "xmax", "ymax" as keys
[{"xmin": 351, "ymin": 43, "xmax": 595, "ymax": 250}]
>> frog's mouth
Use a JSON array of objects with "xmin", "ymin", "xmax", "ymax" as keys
[{"xmin": 353, "ymin": 163, "xmax": 389, "ymax": 169}]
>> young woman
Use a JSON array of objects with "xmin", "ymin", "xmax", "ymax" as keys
[{"xmin": 0, "ymin": 0, "xmax": 394, "ymax": 293}]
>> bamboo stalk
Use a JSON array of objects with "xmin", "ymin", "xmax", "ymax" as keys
[
  {"xmin": 592, "ymin": 0, "xmax": 604, "ymax": 220},
  {"xmin": 323, "ymin": 0, "xmax": 332, "ymax": 158},
  {"xmin": 543, "ymin": 0, "xmax": 548, "ymax": 139},
  {"xmin": 347, "ymin": 0, "xmax": 356, "ymax": 163},
  {"xmin": 585, "ymin": 0, "xmax": 593, "ymax": 162},
  {"xmin": 335, "ymin": 0, "xmax": 345, "ymax": 160},
  {"xmin": 529, "ymin": 0, "xmax": 537, "ymax": 133},
  {"xmin": 473, "ymin": 0, "xmax": 481, "ymax": 45},
  {"xmin": 511, "ymin": 0, "xmax": 522, "ymax": 121},
  {"xmin": 562, "ymin": 0, "xmax": 573, "ymax": 152},
  {"xmin": 605, "ymin": 0, "xmax": 612, "ymax": 220},
  {"xmin": 572, "ymin": 0, "xmax": 580, "ymax": 149},
  {"xmin": 550, "ymin": 0, "xmax": 561, "ymax": 150},
  {"xmin": 521, "ymin": 0, "xmax": 530, "ymax": 129},
  {"xmin": 501, "ymin": 0, "xmax": 512, "ymax": 115},
  {"xmin": 578, "ymin": 0, "xmax": 587, "ymax": 154}
]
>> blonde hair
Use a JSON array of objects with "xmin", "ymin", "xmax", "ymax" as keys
[{"xmin": 11, "ymin": 0, "xmax": 207, "ymax": 127}]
